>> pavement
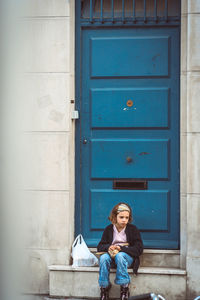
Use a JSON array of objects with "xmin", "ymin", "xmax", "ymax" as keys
[{"xmin": 22, "ymin": 297, "xmax": 97, "ymax": 300}]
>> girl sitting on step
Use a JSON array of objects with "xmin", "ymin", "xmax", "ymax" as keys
[{"xmin": 97, "ymin": 203, "xmax": 143, "ymax": 300}]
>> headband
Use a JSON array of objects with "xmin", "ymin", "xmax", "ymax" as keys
[{"xmin": 117, "ymin": 204, "xmax": 130, "ymax": 213}]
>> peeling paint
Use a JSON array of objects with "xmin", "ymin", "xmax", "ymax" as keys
[
  {"xmin": 123, "ymin": 107, "xmax": 136, "ymax": 111},
  {"xmin": 139, "ymin": 152, "xmax": 150, "ymax": 156}
]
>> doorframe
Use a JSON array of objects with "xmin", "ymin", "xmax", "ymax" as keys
[
  {"xmin": 75, "ymin": 0, "xmax": 82, "ymax": 236},
  {"xmin": 179, "ymin": 5, "xmax": 188, "ymax": 268},
  {"xmin": 74, "ymin": 0, "xmax": 186, "ymax": 264}
]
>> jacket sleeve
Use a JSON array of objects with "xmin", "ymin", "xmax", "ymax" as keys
[
  {"xmin": 97, "ymin": 227, "xmax": 111, "ymax": 252},
  {"xmin": 120, "ymin": 227, "xmax": 143, "ymax": 257}
]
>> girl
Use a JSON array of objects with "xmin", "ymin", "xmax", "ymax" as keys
[{"xmin": 97, "ymin": 203, "xmax": 143, "ymax": 300}]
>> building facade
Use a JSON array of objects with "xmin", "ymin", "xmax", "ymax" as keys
[{"xmin": 23, "ymin": 1, "xmax": 200, "ymax": 299}]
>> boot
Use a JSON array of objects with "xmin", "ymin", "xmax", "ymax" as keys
[
  {"xmin": 120, "ymin": 285, "xmax": 130, "ymax": 300},
  {"xmin": 100, "ymin": 284, "xmax": 111, "ymax": 300}
]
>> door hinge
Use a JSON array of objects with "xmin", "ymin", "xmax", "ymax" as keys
[{"xmin": 71, "ymin": 110, "xmax": 79, "ymax": 120}]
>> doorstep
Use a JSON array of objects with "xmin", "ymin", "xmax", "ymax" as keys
[
  {"xmin": 49, "ymin": 265, "xmax": 186, "ymax": 275},
  {"xmin": 49, "ymin": 265, "xmax": 186, "ymax": 300},
  {"xmin": 90, "ymin": 249, "xmax": 181, "ymax": 268}
]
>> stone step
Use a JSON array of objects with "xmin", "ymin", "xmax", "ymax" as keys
[
  {"xmin": 49, "ymin": 265, "xmax": 186, "ymax": 300},
  {"xmin": 90, "ymin": 248, "xmax": 181, "ymax": 268}
]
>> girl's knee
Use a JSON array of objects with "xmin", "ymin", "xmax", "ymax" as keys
[
  {"xmin": 115, "ymin": 252, "xmax": 133, "ymax": 268},
  {"xmin": 115, "ymin": 252, "xmax": 126, "ymax": 263},
  {"xmin": 99, "ymin": 253, "xmax": 111, "ymax": 265}
]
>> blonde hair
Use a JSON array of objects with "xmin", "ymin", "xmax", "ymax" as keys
[{"xmin": 108, "ymin": 202, "xmax": 133, "ymax": 224}]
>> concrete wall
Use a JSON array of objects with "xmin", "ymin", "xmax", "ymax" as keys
[
  {"xmin": 23, "ymin": 0, "xmax": 75, "ymax": 294},
  {"xmin": 185, "ymin": 1, "xmax": 200, "ymax": 298}
]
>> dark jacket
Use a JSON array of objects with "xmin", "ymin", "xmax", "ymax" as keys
[{"xmin": 97, "ymin": 223, "xmax": 143, "ymax": 275}]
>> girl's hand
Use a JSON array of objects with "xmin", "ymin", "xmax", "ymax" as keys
[
  {"xmin": 109, "ymin": 245, "xmax": 115, "ymax": 251},
  {"xmin": 109, "ymin": 245, "xmax": 121, "ymax": 251},
  {"xmin": 115, "ymin": 245, "xmax": 121, "ymax": 251}
]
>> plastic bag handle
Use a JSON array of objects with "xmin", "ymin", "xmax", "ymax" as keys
[
  {"xmin": 72, "ymin": 234, "xmax": 83, "ymax": 248},
  {"xmin": 79, "ymin": 234, "xmax": 83, "ymax": 243}
]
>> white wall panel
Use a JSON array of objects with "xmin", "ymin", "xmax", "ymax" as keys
[
  {"xmin": 24, "ymin": 73, "xmax": 70, "ymax": 131},
  {"xmin": 24, "ymin": 133, "xmax": 69, "ymax": 190},
  {"xmin": 25, "ymin": 18, "xmax": 70, "ymax": 72}
]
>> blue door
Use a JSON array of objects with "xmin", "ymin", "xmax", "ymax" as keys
[{"xmin": 76, "ymin": 26, "xmax": 180, "ymax": 249}]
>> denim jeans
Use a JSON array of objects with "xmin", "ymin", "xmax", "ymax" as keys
[{"xmin": 98, "ymin": 252, "xmax": 134, "ymax": 288}]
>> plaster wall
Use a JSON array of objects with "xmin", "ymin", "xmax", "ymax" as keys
[
  {"xmin": 183, "ymin": 0, "xmax": 200, "ymax": 298},
  {"xmin": 23, "ymin": 0, "xmax": 75, "ymax": 294}
]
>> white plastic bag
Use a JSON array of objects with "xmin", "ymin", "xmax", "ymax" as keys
[{"xmin": 71, "ymin": 234, "xmax": 98, "ymax": 267}]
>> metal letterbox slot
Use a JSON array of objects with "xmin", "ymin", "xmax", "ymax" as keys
[{"xmin": 113, "ymin": 180, "xmax": 148, "ymax": 190}]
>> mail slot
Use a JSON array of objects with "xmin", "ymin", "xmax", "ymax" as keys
[{"xmin": 113, "ymin": 180, "xmax": 148, "ymax": 190}]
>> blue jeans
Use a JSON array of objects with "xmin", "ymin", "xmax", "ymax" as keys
[{"xmin": 98, "ymin": 252, "xmax": 133, "ymax": 288}]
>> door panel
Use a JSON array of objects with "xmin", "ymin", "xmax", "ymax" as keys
[
  {"xmin": 91, "ymin": 88, "xmax": 169, "ymax": 128},
  {"xmin": 91, "ymin": 36, "xmax": 169, "ymax": 77},
  {"xmin": 91, "ymin": 190, "xmax": 169, "ymax": 231},
  {"xmin": 91, "ymin": 139, "xmax": 169, "ymax": 179},
  {"xmin": 79, "ymin": 27, "xmax": 180, "ymax": 249}
]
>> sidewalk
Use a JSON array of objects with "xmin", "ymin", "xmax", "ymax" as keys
[{"xmin": 23, "ymin": 297, "xmax": 88, "ymax": 300}]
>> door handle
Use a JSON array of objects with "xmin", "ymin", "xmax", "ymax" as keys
[{"xmin": 126, "ymin": 157, "xmax": 133, "ymax": 163}]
